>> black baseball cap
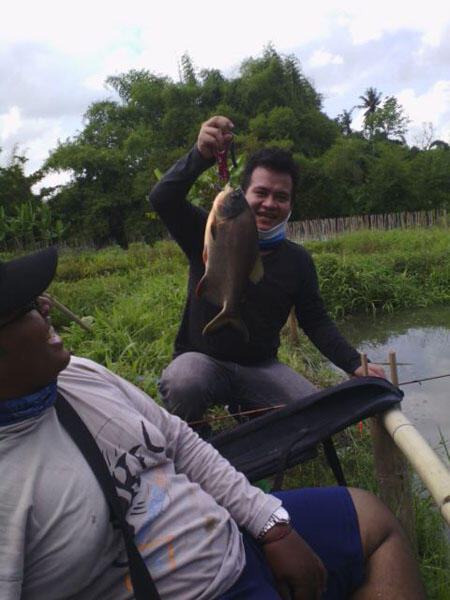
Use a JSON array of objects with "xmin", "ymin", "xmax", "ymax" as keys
[{"xmin": 0, "ymin": 247, "xmax": 58, "ymax": 316}]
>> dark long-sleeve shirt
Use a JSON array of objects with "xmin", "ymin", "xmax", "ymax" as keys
[{"xmin": 149, "ymin": 146, "xmax": 361, "ymax": 374}]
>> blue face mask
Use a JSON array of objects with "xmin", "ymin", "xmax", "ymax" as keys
[
  {"xmin": 257, "ymin": 212, "xmax": 291, "ymax": 250},
  {"xmin": 0, "ymin": 382, "xmax": 57, "ymax": 426}
]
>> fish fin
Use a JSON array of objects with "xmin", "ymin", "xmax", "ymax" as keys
[
  {"xmin": 249, "ymin": 254, "xmax": 264, "ymax": 284},
  {"xmin": 195, "ymin": 274, "xmax": 207, "ymax": 298},
  {"xmin": 202, "ymin": 308, "xmax": 249, "ymax": 342},
  {"xmin": 204, "ymin": 207, "xmax": 216, "ymax": 244},
  {"xmin": 195, "ymin": 275, "xmax": 222, "ymax": 306}
]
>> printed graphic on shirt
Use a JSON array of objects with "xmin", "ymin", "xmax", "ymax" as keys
[{"xmin": 99, "ymin": 419, "xmax": 176, "ymax": 577}]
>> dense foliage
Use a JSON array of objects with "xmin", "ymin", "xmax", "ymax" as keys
[
  {"xmin": 3, "ymin": 46, "xmax": 450, "ymax": 249},
  {"xmin": 0, "ymin": 151, "xmax": 66, "ymax": 248}
]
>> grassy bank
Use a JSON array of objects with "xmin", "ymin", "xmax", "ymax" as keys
[
  {"xmin": 46, "ymin": 227, "xmax": 449, "ymax": 394},
  {"xmin": 4, "ymin": 227, "xmax": 449, "ymax": 597},
  {"xmin": 304, "ymin": 228, "xmax": 450, "ymax": 318}
]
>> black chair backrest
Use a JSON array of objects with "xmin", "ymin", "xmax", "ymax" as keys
[{"xmin": 210, "ymin": 377, "xmax": 403, "ymax": 483}]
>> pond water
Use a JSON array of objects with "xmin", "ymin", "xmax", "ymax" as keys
[{"xmin": 338, "ymin": 306, "xmax": 450, "ymax": 463}]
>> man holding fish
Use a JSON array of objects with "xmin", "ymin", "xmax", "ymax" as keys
[{"xmin": 150, "ymin": 115, "xmax": 385, "ymax": 437}]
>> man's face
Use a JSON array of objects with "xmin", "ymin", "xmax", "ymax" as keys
[
  {"xmin": 0, "ymin": 296, "xmax": 70, "ymax": 397},
  {"xmin": 244, "ymin": 167, "xmax": 293, "ymax": 231}
]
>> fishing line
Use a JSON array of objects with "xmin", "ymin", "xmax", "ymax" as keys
[
  {"xmin": 186, "ymin": 373, "xmax": 450, "ymax": 426},
  {"xmin": 399, "ymin": 373, "xmax": 450, "ymax": 386}
]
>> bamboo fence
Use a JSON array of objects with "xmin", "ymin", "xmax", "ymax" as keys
[{"xmin": 287, "ymin": 209, "xmax": 447, "ymax": 242}]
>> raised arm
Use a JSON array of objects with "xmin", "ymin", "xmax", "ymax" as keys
[{"xmin": 148, "ymin": 116, "xmax": 234, "ymax": 259}]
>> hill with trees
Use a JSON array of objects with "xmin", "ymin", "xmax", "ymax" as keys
[{"xmin": 2, "ymin": 45, "xmax": 449, "ymax": 249}]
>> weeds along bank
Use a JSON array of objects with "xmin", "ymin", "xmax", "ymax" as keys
[
  {"xmin": 2, "ymin": 228, "xmax": 449, "ymax": 598},
  {"xmin": 305, "ymin": 228, "xmax": 450, "ymax": 317}
]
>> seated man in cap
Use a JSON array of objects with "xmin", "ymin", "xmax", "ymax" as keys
[{"xmin": 0, "ymin": 248, "xmax": 424, "ymax": 599}]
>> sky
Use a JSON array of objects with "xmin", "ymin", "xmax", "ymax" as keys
[{"xmin": 1, "ymin": 0, "xmax": 449, "ymax": 190}]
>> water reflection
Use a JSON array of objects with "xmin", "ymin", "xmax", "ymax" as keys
[{"xmin": 338, "ymin": 306, "xmax": 450, "ymax": 462}]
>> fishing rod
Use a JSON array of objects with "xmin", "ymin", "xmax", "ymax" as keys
[
  {"xmin": 187, "ymin": 372, "xmax": 450, "ymax": 427},
  {"xmin": 399, "ymin": 373, "xmax": 450, "ymax": 386},
  {"xmin": 188, "ymin": 404, "xmax": 284, "ymax": 426}
]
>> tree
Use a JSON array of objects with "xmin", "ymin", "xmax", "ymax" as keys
[
  {"xmin": 335, "ymin": 109, "xmax": 355, "ymax": 136},
  {"xmin": 408, "ymin": 145, "xmax": 450, "ymax": 210},
  {"xmin": 0, "ymin": 149, "xmax": 41, "ymax": 216},
  {"xmin": 180, "ymin": 53, "xmax": 198, "ymax": 86},
  {"xmin": 36, "ymin": 47, "xmax": 449, "ymax": 246},
  {"xmin": 368, "ymin": 96, "xmax": 410, "ymax": 141},
  {"xmin": 358, "ymin": 87, "xmax": 383, "ymax": 138},
  {"xmin": 362, "ymin": 143, "xmax": 413, "ymax": 213},
  {"xmin": 429, "ymin": 140, "xmax": 450, "ymax": 150},
  {"xmin": 413, "ymin": 122, "xmax": 436, "ymax": 151}
]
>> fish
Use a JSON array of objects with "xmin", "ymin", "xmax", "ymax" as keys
[{"xmin": 196, "ymin": 185, "xmax": 264, "ymax": 341}]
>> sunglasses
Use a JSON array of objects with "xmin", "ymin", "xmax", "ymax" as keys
[{"xmin": 0, "ymin": 299, "xmax": 41, "ymax": 330}]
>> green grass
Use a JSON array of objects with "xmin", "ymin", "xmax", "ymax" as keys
[
  {"xmin": 2, "ymin": 228, "xmax": 449, "ymax": 597},
  {"xmin": 306, "ymin": 228, "xmax": 450, "ymax": 318}
]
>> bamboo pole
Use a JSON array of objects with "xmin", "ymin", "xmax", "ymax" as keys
[
  {"xmin": 388, "ymin": 350, "xmax": 399, "ymax": 386},
  {"xmin": 43, "ymin": 293, "xmax": 91, "ymax": 332},
  {"xmin": 365, "ymin": 352, "xmax": 417, "ymax": 545},
  {"xmin": 382, "ymin": 408, "xmax": 450, "ymax": 525},
  {"xmin": 287, "ymin": 306, "xmax": 299, "ymax": 345}
]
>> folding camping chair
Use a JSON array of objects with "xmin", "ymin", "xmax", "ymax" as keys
[{"xmin": 210, "ymin": 376, "xmax": 403, "ymax": 490}]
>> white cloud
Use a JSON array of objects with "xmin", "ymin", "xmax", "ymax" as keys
[
  {"xmin": 339, "ymin": 0, "xmax": 448, "ymax": 46},
  {"xmin": 308, "ymin": 49, "xmax": 344, "ymax": 68},
  {"xmin": 24, "ymin": 120, "xmax": 66, "ymax": 167},
  {"xmin": 326, "ymin": 83, "xmax": 353, "ymax": 101},
  {"xmin": 440, "ymin": 121, "xmax": 450, "ymax": 143},
  {"xmin": 397, "ymin": 81, "xmax": 450, "ymax": 123},
  {"xmin": 32, "ymin": 170, "xmax": 73, "ymax": 194},
  {"xmin": 0, "ymin": 107, "xmax": 69, "ymax": 172},
  {"xmin": 397, "ymin": 81, "xmax": 450, "ymax": 141},
  {"xmin": 351, "ymin": 108, "xmax": 365, "ymax": 133},
  {"xmin": 2, "ymin": 0, "xmax": 450, "ymax": 175},
  {"xmin": 0, "ymin": 106, "xmax": 22, "ymax": 141}
]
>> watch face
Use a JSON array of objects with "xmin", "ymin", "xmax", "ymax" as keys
[{"xmin": 274, "ymin": 507, "xmax": 290, "ymax": 522}]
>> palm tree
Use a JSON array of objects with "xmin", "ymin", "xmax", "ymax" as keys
[
  {"xmin": 358, "ymin": 87, "xmax": 383, "ymax": 139},
  {"xmin": 358, "ymin": 87, "xmax": 383, "ymax": 117}
]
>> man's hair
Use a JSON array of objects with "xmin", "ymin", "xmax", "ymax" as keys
[{"xmin": 240, "ymin": 147, "xmax": 299, "ymax": 198}]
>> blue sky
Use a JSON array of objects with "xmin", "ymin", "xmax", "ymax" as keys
[{"xmin": 1, "ymin": 0, "xmax": 449, "ymax": 189}]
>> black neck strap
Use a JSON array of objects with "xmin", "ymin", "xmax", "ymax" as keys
[{"xmin": 55, "ymin": 392, "xmax": 161, "ymax": 600}]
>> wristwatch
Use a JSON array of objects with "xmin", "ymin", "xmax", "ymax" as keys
[{"xmin": 257, "ymin": 506, "xmax": 291, "ymax": 539}]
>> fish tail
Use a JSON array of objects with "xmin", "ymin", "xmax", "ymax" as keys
[{"xmin": 202, "ymin": 308, "xmax": 249, "ymax": 342}]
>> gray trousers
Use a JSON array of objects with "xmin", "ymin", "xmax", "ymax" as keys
[{"xmin": 158, "ymin": 352, "xmax": 316, "ymax": 438}]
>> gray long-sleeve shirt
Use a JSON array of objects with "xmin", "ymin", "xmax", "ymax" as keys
[{"xmin": 0, "ymin": 356, "xmax": 279, "ymax": 599}]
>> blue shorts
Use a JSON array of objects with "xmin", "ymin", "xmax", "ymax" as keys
[{"xmin": 217, "ymin": 487, "xmax": 364, "ymax": 600}]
